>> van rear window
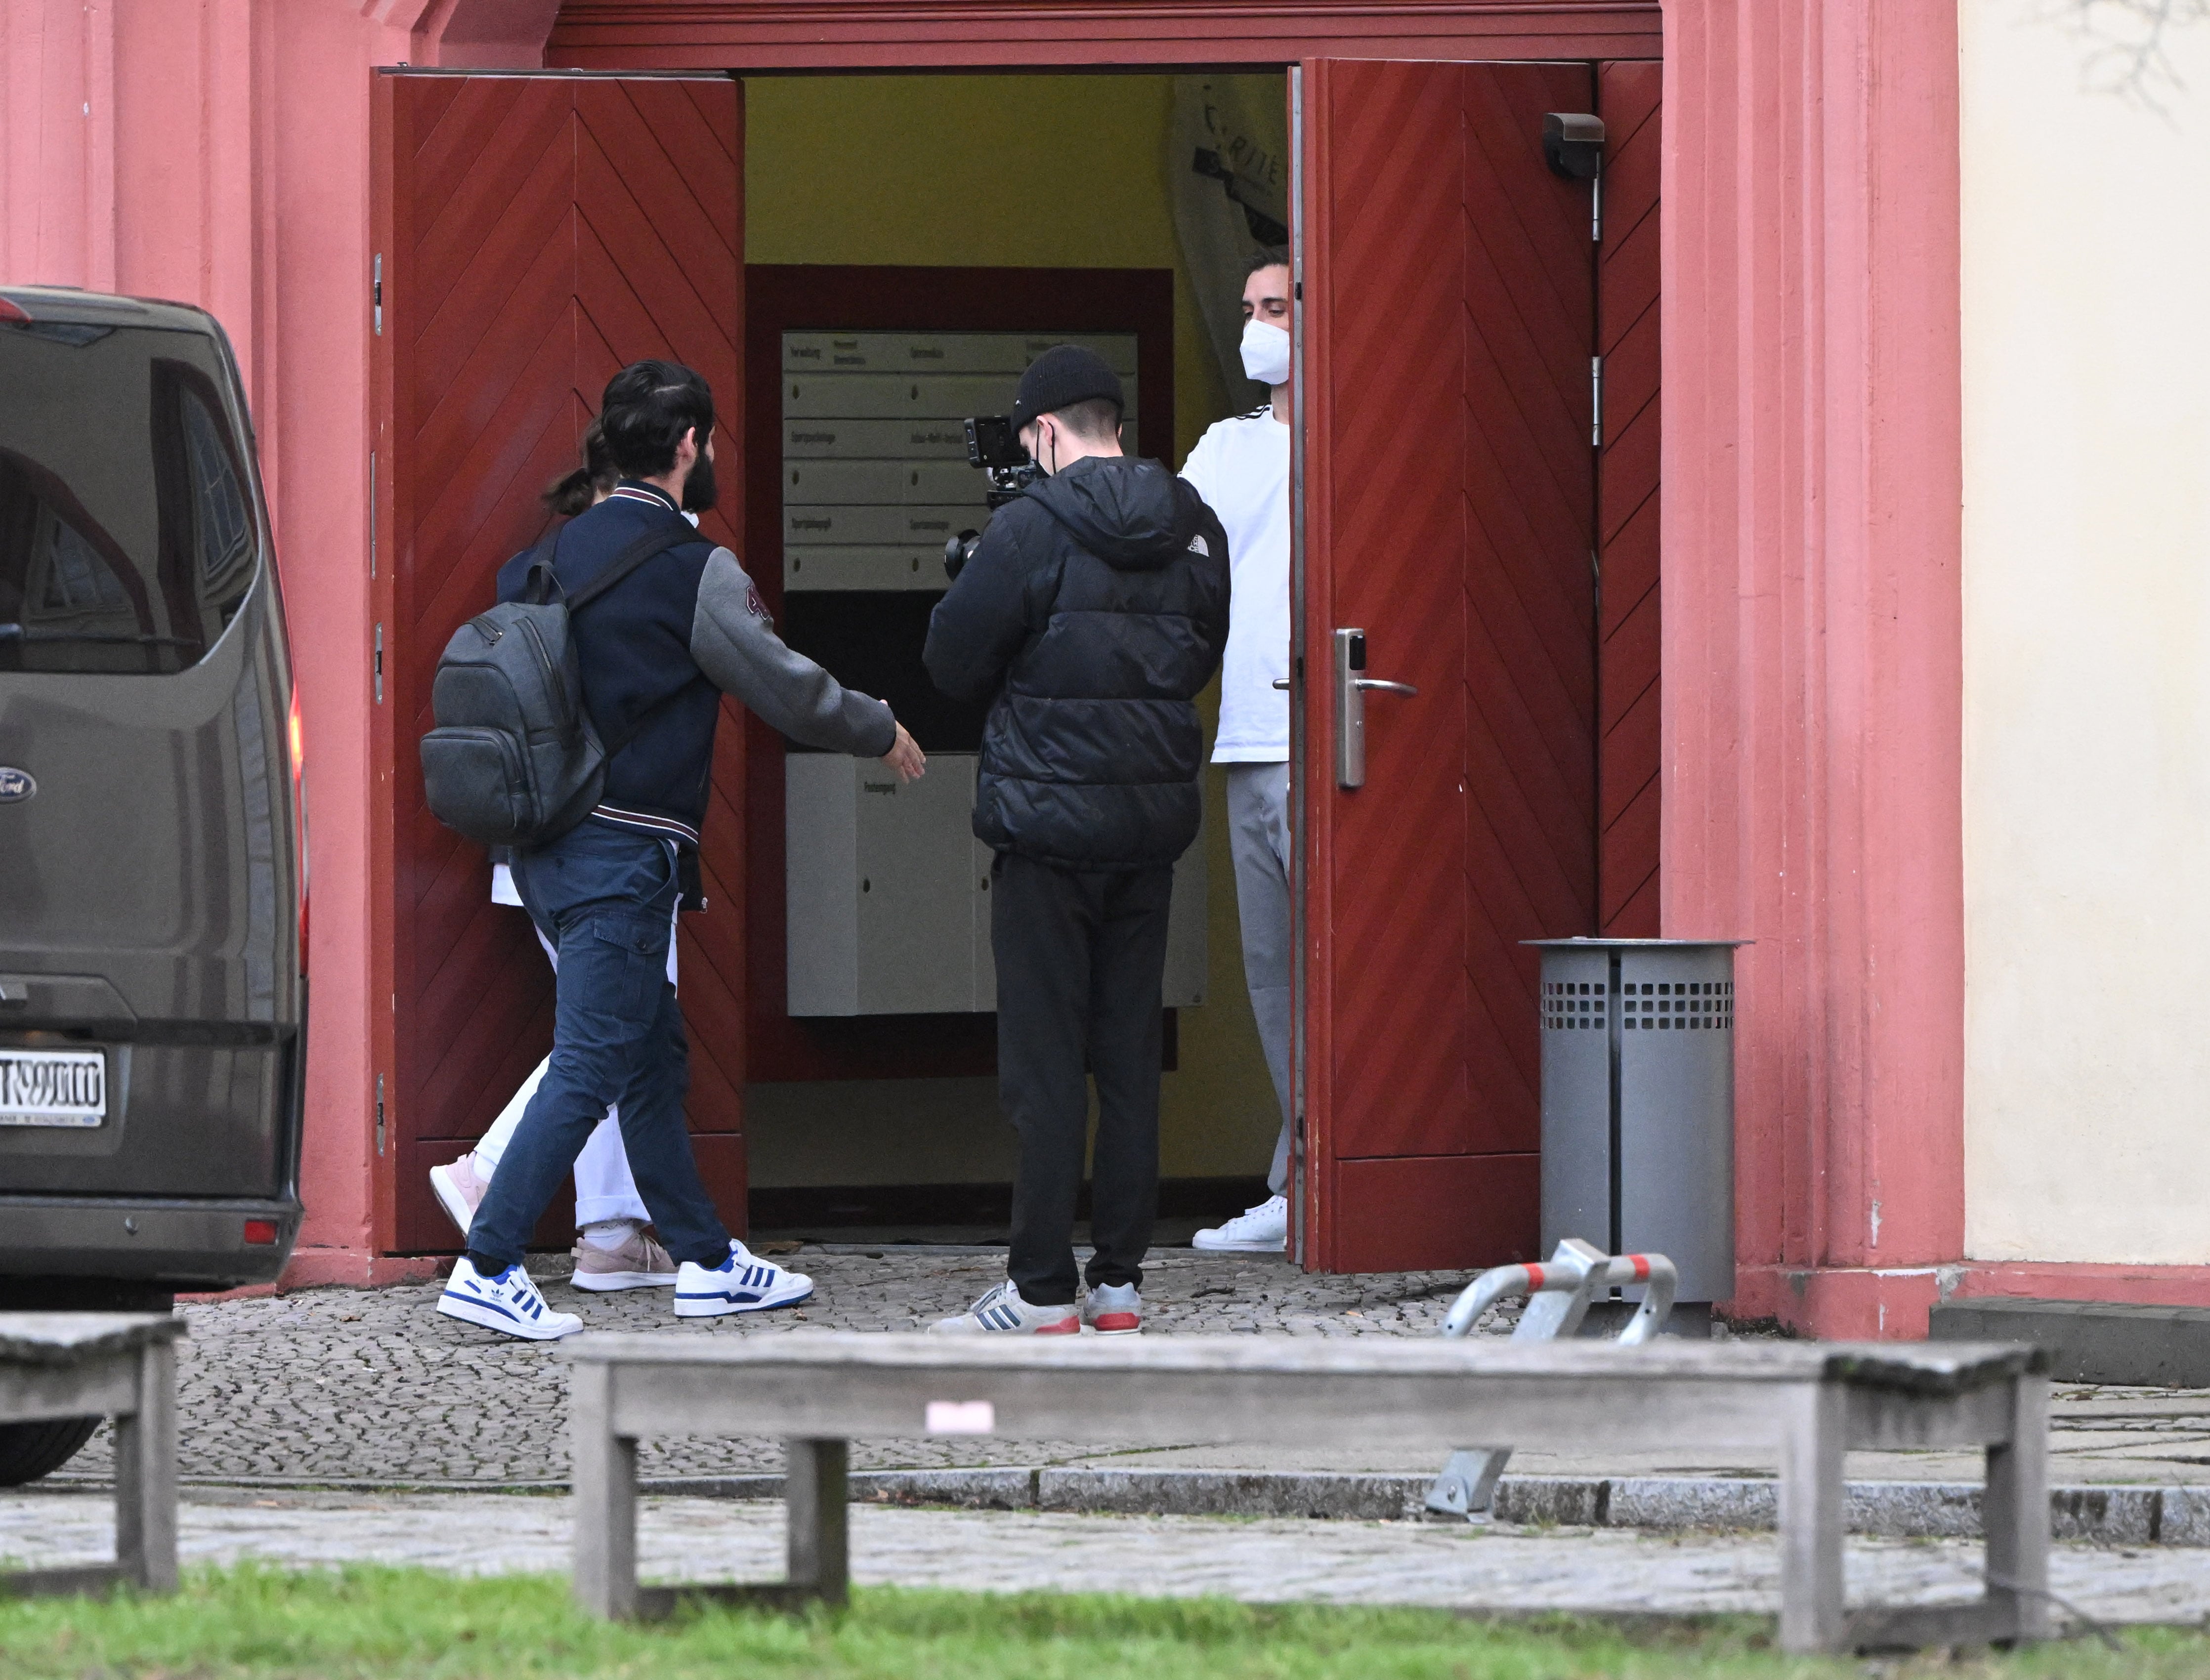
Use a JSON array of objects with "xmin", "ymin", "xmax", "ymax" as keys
[{"xmin": 0, "ymin": 325, "xmax": 258, "ymax": 674}]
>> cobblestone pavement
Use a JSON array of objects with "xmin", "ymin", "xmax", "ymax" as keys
[
  {"xmin": 46, "ymin": 1243, "xmax": 2210, "ymax": 1491},
  {"xmin": 5, "ymin": 1486, "xmax": 2209, "ymax": 1626},
  {"xmin": 60, "ymin": 1248, "xmax": 1474, "ymax": 1486}
]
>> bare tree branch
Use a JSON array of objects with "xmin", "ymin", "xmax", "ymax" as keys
[{"xmin": 2034, "ymin": 0, "xmax": 2210, "ymax": 111}]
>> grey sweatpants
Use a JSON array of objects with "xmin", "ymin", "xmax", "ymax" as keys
[{"xmin": 1227, "ymin": 761, "xmax": 1294, "ymax": 1194}]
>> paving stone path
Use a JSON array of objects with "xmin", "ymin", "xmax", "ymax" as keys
[
  {"xmin": 5, "ymin": 1486, "xmax": 2207, "ymax": 1628},
  {"xmin": 60, "ymin": 1247, "xmax": 1477, "ymax": 1486},
  {"xmin": 46, "ymin": 1243, "xmax": 2210, "ymax": 1499}
]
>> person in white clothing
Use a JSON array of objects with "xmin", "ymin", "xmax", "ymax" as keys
[
  {"xmin": 1181, "ymin": 248, "xmax": 1297, "ymax": 1256},
  {"xmin": 427, "ymin": 426, "xmax": 685, "ymax": 1291}
]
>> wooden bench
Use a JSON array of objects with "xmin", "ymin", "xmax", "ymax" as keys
[
  {"xmin": 0, "ymin": 1312, "xmax": 183, "ymax": 1597},
  {"xmin": 563, "ymin": 1332, "xmax": 2048, "ymax": 1653}
]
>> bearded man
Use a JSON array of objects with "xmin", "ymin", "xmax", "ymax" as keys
[{"xmin": 437, "ymin": 361, "xmax": 924, "ymax": 1341}]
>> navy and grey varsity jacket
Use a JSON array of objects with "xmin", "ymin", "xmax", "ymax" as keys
[{"xmin": 495, "ymin": 480, "xmax": 896, "ymax": 845}]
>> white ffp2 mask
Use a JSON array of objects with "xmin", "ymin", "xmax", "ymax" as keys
[{"xmin": 1240, "ymin": 319, "xmax": 1291, "ymax": 387}]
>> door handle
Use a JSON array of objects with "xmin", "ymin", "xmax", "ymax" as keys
[{"xmin": 1334, "ymin": 628, "xmax": 1418, "ymax": 789}]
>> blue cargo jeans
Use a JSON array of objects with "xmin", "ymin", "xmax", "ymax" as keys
[{"xmin": 465, "ymin": 819, "xmax": 730, "ymax": 1271}]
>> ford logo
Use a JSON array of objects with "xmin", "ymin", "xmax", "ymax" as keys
[{"xmin": 0, "ymin": 768, "xmax": 35, "ymax": 803}]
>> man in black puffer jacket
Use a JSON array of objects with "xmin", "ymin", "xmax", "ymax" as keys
[{"xmin": 924, "ymin": 346, "xmax": 1231, "ymax": 1336}]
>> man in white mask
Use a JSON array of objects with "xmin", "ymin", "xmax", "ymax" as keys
[{"xmin": 1181, "ymin": 248, "xmax": 1297, "ymax": 1254}]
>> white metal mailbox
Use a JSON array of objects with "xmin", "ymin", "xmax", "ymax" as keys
[{"xmin": 786, "ymin": 752, "xmax": 1206, "ymax": 1017}]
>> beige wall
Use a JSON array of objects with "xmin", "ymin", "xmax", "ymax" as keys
[
  {"xmin": 744, "ymin": 72, "xmax": 1287, "ymax": 1188},
  {"xmin": 1961, "ymin": 4, "xmax": 2210, "ymax": 1262}
]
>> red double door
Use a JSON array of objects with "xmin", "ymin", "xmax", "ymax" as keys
[{"xmin": 369, "ymin": 61, "xmax": 1659, "ymax": 1270}]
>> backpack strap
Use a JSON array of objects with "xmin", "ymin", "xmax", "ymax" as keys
[
  {"xmin": 562, "ymin": 521, "xmax": 701, "ymax": 613},
  {"xmin": 520, "ymin": 528, "xmax": 563, "ymax": 606},
  {"xmin": 555, "ymin": 518, "xmax": 708, "ymax": 777}
]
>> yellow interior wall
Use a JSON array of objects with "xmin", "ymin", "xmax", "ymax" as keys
[{"xmin": 743, "ymin": 72, "xmax": 1285, "ymax": 1187}]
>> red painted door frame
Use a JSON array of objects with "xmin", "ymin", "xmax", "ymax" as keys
[
  {"xmin": 511, "ymin": 0, "xmax": 2018, "ymax": 1347},
  {"xmin": 526, "ymin": 2, "xmax": 1661, "ymax": 1275},
  {"xmin": 547, "ymin": 3, "xmax": 1660, "ymax": 68}
]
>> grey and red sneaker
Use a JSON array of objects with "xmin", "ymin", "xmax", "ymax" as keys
[
  {"xmin": 1083, "ymin": 1282, "xmax": 1143, "ymax": 1335},
  {"xmin": 427, "ymin": 1153, "xmax": 488, "ymax": 1238},
  {"xmin": 569, "ymin": 1228, "xmax": 680, "ymax": 1292},
  {"xmin": 928, "ymin": 1277, "xmax": 1079, "ymax": 1336}
]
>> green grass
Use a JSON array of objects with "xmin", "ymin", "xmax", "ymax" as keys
[{"xmin": 1, "ymin": 1566, "xmax": 2208, "ymax": 1680}]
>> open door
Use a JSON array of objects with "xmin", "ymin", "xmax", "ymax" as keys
[
  {"xmin": 1296, "ymin": 59, "xmax": 1604, "ymax": 1272},
  {"xmin": 369, "ymin": 71, "xmax": 748, "ymax": 1254}
]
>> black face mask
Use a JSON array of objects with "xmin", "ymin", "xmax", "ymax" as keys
[{"xmin": 680, "ymin": 448, "xmax": 718, "ymax": 514}]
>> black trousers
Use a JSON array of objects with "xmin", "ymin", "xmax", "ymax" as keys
[{"xmin": 993, "ymin": 851, "xmax": 1175, "ymax": 1305}]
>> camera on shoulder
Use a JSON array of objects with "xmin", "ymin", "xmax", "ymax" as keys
[{"xmin": 944, "ymin": 415, "xmax": 1045, "ymax": 580}]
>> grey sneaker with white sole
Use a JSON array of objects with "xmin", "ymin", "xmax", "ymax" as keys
[{"xmin": 569, "ymin": 1228, "xmax": 680, "ymax": 1291}]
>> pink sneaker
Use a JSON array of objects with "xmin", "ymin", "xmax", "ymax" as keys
[
  {"xmin": 428, "ymin": 1153, "xmax": 488, "ymax": 1237},
  {"xmin": 570, "ymin": 1228, "xmax": 681, "ymax": 1292}
]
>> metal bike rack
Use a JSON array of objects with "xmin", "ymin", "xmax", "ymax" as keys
[{"xmin": 1423, "ymin": 1236, "xmax": 1678, "ymax": 1519}]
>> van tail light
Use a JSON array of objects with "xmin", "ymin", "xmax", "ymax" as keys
[
  {"xmin": 0, "ymin": 297, "xmax": 31, "ymax": 325},
  {"xmin": 243, "ymin": 1219, "xmax": 279, "ymax": 1246},
  {"xmin": 288, "ymin": 686, "xmax": 309, "ymax": 976}
]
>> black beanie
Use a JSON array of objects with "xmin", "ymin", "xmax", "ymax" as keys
[{"xmin": 1009, "ymin": 344, "xmax": 1125, "ymax": 431}]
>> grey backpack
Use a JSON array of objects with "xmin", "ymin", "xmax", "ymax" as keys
[{"xmin": 420, "ymin": 523, "xmax": 694, "ymax": 849}]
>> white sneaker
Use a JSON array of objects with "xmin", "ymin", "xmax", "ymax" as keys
[
  {"xmin": 1083, "ymin": 1282, "xmax": 1143, "ymax": 1335},
  {"xmin": 1192, "ymin": 1193, "xmax": 1288, "ymax": 1253},
  {"xmin": 436, "ymin": 1257, "xmax": 581, "ymax": 1341},
  {"xmin": 673, "ymin": 1242, "xmax": 813, "ymax": 1317},
  {"xmin": 929, "ymin": 1277, "xmax": 1079, "ymax": 1336},
  {"xmin": 427, "ymin": 1152, "xmax": 489, "ymax": 1237}
]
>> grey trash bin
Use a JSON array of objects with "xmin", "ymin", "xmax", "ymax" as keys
[{"xmin": 1528, "ymin": 938, "xmax": 1743, "ymax": 1322}]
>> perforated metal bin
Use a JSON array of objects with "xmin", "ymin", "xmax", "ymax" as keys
[{"xmin": 1528, "ymin": 938, "xmax": 1743, "ymax": 1310}]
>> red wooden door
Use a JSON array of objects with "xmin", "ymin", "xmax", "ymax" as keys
[
  {"xmin": 369, "ymin": 72, "xmax": 748, "ymax": 1254},
  {"xmin": 1596, "ymin": 61, "xmax": 1662, "ymax": 936},
  {"xmin": 1298, "ymin": 59, "xmax": 1599, "ymax": 1272}
]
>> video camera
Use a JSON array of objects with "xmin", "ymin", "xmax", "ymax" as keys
[{"xmin": 943, "ymin": 415, "xmax": 1044, "ymax": 580}]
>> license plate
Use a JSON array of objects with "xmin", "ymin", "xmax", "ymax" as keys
[{"xmin": 0, "ymin": 1048, "xmax": 107, "ymax": 1128}]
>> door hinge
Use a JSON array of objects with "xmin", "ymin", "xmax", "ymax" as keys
[
  {"xmin": 1592, "ymin": 173, "xmax": 1603, "ymax": 243},
  {"xmin": 1591, "ymin": 357, "xmax": 1604, "ymax": 449},
  {"xmin": 374, "ymin": 1073, "xmax": 385, "ymax": 1156},
  {"xmin": 372, "ymin": 253, "xmax": 383, "ymax": 336},
  {"xmin": 373, "ymin": 623, "xmax": 384, "ymax": 705}
]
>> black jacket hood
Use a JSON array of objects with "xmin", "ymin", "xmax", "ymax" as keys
[
  {"xmin": 924, "ymin": 452, "xmax": 1232, "ymax": 869},
  {"xmin": 1023, "ymin": 455, "xmax": 1189, "ymax": 570}
]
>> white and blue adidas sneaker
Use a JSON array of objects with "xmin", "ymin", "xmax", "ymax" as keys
[
  {"xmin": 673, "ymin": 1241, "xmax": 814, "ymax": 1318},
  {"xmin": 436, "ymin": 1257, "xmax": 582, "ymax": 1341}
]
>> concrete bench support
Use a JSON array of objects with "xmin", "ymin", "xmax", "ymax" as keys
[
  {"xmin": 562, "ymin": 1333, "xmax": 2048, "ymax": 1653},
  {"xmin": 0, "ymin": 1313, "xmax": 185, "ymax": 1599}
]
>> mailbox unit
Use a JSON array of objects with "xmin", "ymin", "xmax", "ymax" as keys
[{"xmin": 787, "ymin": 753, "xmax": 1205, "ymax": 1017}]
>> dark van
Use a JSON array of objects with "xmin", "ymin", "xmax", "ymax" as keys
[{"xmin": 0, "ymin": 287, "xmax": 306, "ymax": 1480}]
